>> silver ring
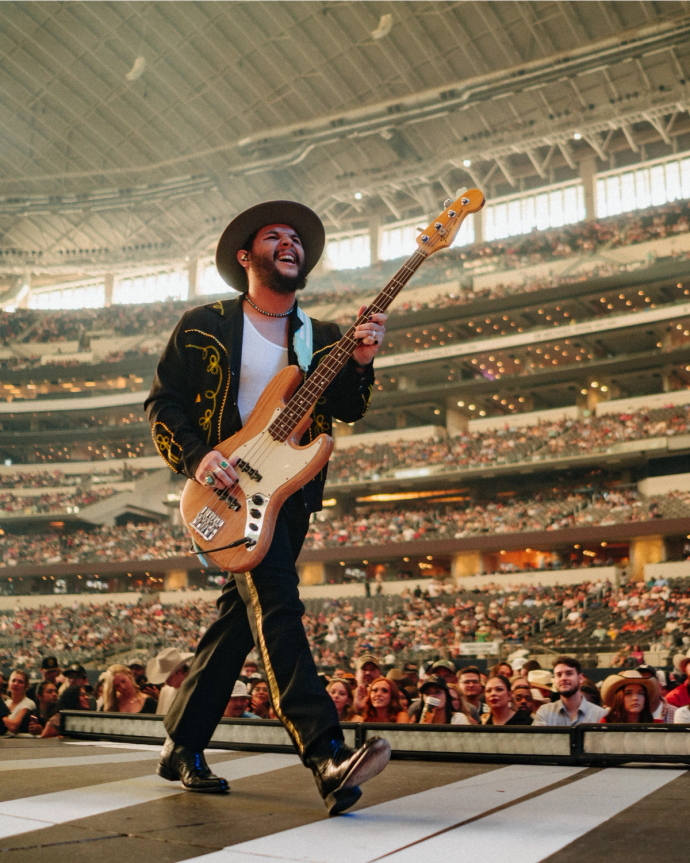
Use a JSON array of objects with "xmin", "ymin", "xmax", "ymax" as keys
[
  {"xmin": 204, "ymin": 473, "xmax": 215, "ymax": 486},
  {"xmin": 212, "ymin": 466, "xmax": 222, "ymax": 474}
]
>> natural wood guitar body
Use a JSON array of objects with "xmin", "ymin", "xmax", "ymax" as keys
[{"xmin": 180, "ymin": 365, "xmax": 333, "ymax": 572}]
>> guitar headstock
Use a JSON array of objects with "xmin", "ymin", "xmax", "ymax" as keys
[{"xmin": 416, "ymin": 189, "xmax": 485, "ymax": 256}]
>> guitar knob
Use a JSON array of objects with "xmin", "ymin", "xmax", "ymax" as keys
[
  {"xmin": 448, "ymin": 210, "xmax": 456, "ymax": 217},
  {"xmin": 252, "ymin": 494, "xmax": 265, "ymax": 506},
  {"xmin": 434, "ymin": 222, "xmax": 442, "ymax": 229},
  {"xmin": 420, "ymin": 234, "xmax": 429, "ymax": 243},
  {"xmin": 461, "ymin": 197, "xmax": 470, "ymax": 205},
  {"xmin": 444, "ymin": 198, "xmax": 452, "ymax": 208}
]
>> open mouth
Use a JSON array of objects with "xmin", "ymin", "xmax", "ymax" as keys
[{"xmin": 276, "ymin": 252, "xmax": 297, "ymax": 264}]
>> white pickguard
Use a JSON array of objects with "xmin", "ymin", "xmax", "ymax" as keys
[{"xmin": 231, "ymin": 408, "xmax": 326, "ymax": 546}]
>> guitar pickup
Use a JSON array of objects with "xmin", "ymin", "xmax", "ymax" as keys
[
  {"xmin": 213, "ymin": 487, "xmax": 241, "ymax": 512},
  {"xmin": 237, "ymin": 458, "xmax": 262, "ymax": 483}
]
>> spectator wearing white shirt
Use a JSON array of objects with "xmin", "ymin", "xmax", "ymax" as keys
[
  {"xmin": 2, "ymin": 669, "xmax": 36, "ymax": 734},
  {"xmin": 532, "ymin": 657, "xmax": 607, "ymax": 726}
]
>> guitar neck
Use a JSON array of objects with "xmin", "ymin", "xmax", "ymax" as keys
[{"xmin": 269, "ymin": 248, "xmax": 428, "ymax": 442}]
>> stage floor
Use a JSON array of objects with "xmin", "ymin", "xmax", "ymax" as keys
[{"xmin": 1, "ymin": 738, "xmax": 688, "ymax": 862}]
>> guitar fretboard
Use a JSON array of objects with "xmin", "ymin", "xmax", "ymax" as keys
[{"xmin": 269, "ymin": 248, "xmax": 427, "ymax": 442}]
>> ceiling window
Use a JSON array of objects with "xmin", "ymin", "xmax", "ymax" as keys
[
  {"xmin": 324, "ymin": 231, "xmax": 371, "ymax": 270},
  {"xmin": 29, "ymin": 282, "xmax": 105, "ymax": 310},
  {"xmin": 596, "ymin": 154, "xmax": 690, "ymax": 218},
  {"xmin": 485, "ymin": 182, "xmax": 586, "ymax": 242},
  {"xmin": 113, "ymin": 269, "xmax": 188, "ymax": 305}
]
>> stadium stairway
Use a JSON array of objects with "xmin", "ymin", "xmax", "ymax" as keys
[{"xmin": 77, "ymin": 468, "xmax": 175, "ymax": 526}]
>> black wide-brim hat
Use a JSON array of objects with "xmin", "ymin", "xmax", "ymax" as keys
[{"xmin": 215, "ymin": 200, "xmax": 325, "ymax": 293}]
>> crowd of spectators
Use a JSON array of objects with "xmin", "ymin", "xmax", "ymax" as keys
[
  {"xmin": 0, "ymin": 485, "xmax": 117, "ymax": 516},
  {"xmin": 0, "ymin": 482, "xmax": 686, "ymax": 568},
  {"xmin": 329, "ymin": 404, "xmax": 690, "ymax": 484},
  {"xmin": 4, "ymin": 576, "xmax": 690, "ymax": 674},
  {"xmin": 305, "ymin": 487, "xmax": 690, "ymax": 549},
  {"xmin": 303, "ymin": 199, "xmax": 690, "ymax": 319},
  {"xmin": 0, "ymin": 467, "xmax": 146, "ymax": 489},
  {"xmin": 1, "ymin": 200, "xmax": 688, "ymax": 352},
  {"xmin": 0, "ymin": 522, "xmax": 187, "ymax": 568},
  {"xmin": 7, "ymin": 636, "xmax": 690, "ymax": 734}
]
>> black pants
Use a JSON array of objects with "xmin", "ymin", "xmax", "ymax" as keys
[{"xmin": 165, "ymin": 494, "xmax": 342, "ymax": 758}]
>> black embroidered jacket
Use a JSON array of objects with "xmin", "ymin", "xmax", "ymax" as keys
[{"xmin": 144, "ymin": 296, "xmax": 374, "ymax": 512}]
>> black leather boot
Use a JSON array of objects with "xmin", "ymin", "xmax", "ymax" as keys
[
  {"xmin": 157, "ymin": 737, "xmax": 230, "ymax": 793},
  {"xmin": 305, "ymin": 736, "xmax": 391, "ymax": 816}
]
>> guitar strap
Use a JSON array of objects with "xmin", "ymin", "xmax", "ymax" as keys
[{"xmin": 294, "ymin": 307, "xmax": 313, "ymax": 373}]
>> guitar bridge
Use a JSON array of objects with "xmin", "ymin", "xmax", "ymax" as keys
[{"xmin": 190, "ymin": 506, "xmax": 225, "ymax": 541}]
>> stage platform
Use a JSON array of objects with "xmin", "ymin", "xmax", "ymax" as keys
[{"xmin": 1, "ymin": 737, "xmax": 689, "ymax": 863}]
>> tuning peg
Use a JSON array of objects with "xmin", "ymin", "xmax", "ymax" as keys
[
  {"xmin": 416, "ymin": 226, "xmax": 424, "ymax": 232},
  {"xmin": 434, "ymin": 222, "xmax": 442, "ymax": 229},
  {"xmin": 443, "ymin": 198, "xmax": 452, "ymax": 208}
]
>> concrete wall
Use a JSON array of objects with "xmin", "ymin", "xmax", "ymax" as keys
[
  {"xmin": 468, "ymin": 405, "xmax": 579, "ymax": 433},
  {"xmin": 639, "ymin": 472, "xmax": 690, "ymax": 496},
  {"xmin": 596, "ymin": 388, "xmax": 690, "ymax": 416},
  {"xmin": 645, "ymin": 561, "xmax": 690, "ymax": 580}
]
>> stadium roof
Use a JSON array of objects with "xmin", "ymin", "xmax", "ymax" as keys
[{"xmin": 2, "ymin": 1, "xmax": 690, "ymax": 277}]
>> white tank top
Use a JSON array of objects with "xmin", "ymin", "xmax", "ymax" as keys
[{"xmin": 237, "ymin": 313, "xmax": 288, "ymax": 425}]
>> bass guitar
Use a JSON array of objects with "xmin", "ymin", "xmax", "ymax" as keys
[{"xmin": 180, "ymin": 188, "xmax": 485, "ymax": 572}]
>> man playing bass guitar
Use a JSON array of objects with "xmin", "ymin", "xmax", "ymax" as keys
[{"xmin": 145, "ymin": 200, "xmax": 390, "ymax": 816}]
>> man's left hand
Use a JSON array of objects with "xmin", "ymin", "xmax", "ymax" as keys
[{"xmin": 352, "ymin": 306, "xmax": 387, "ymax": 367}]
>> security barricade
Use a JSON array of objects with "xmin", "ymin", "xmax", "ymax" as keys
[{"xmin": 60, "ymin": 711, "xmax": 690, "ymax": 766}]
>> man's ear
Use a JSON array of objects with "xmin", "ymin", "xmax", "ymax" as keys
[{"xmin": 237, "ymin": 249, "xmax": 250, "ymax": 266}]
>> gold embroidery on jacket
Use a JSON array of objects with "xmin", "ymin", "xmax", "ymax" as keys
[
  {"xmin": 184, "ymin": 330, "xmax": 229, "ymax": 445},
  {"xmin": 152, "ymin": 421, "xmax": 182, "ymax": 470},
  {"xmin": 186, "ymin": 344, "xmax": 222, "ymax": 444}
]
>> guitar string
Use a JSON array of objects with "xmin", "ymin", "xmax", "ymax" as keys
[{"xmin": 188, "ymin": 210, "xmax": 470, "ymax": 547}]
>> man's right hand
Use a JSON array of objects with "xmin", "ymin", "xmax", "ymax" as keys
[{"xmin": 194, "ymin": 450, "xmax": 240, "ymax": 489}]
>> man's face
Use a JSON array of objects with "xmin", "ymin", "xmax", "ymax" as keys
[
  {"xmin": 67, "ymin": 673, "xmax": 86, "ymax": 688},
  {"xmin": 245, "ymin": 224, "xmax": 307, "ymax": 295},
  {"xmin": 459, "ymin": 673, "xmax": 483, "ymax": 701},
  {"xmin": 224, "ymin": 696, "xmax": 249, "ymax": 717},
  {"xmin": 166, "ymin": 665, "xmax": 189, "ymax": 689},
  {"xmin": 433, "ymin": 666, "xmax": 456, "ymax": 684},
  {"xmin": 358, "ymin": 662, "xmax": 381, "ymax": 687},
  {"xmin": 512, "ymin": 687, "xmax": 535, "ymax": 712},
  {"xmin": 42, "ymin": 668, "xmax": 59, "ymax": 684},
  {"xmin": 553, "ymin": 664, "xmax": 582, "ymax": 698}
]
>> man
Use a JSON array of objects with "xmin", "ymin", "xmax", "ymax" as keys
[
  {"xmin": 428, "ymin": 659, "xmax": 458, "ymax": 685},
  {"xmin": 457, "ymin": 666, "xmax": 487, "ymax": 721},
  {"xmin": 352, "ymin": 654, "xmax": 382, "ymax": 713},
  {"xmin": 223, "ymin": 680, "xmax": 259, "ymax": 719},
  {"xmin": 27, "ymin": 656, "xmax": 60, "ymax": 703},
  {"xmin": 511, "ymin": 678, "xmax": 537, "ymax": 717},
  {"xmin": 666, "ymin": 656, "xmax": 690, "ymax": 708},
  {"xmin": 145, "ymin": 200, "xmax": 390, "ymax": 815},
  {"xmin": 402, "ymin": 662, "xmax": 419, "ymax": 686},
  {"xmin": 239, "ymin": 660, "xmax": 259, "ymax": 682},
  {"xmin": 532, "ymin": 657, "xmax": 607, "ymax": 726},
  {"xmin": 146, "ymin": 648, "xmax": 194, "ymax": 715},
  {"xmin": 63, "ymin": 663, "xmax": 96, "ymax": 710}
]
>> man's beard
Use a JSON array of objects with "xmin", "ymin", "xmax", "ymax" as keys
[
  {"xmin": 252, "ymin": 250, "xmax": 308, "ymax": 295},
  {"xmin": 558, "ymin": 686, "xmax": 579, "ymax": 699}
]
